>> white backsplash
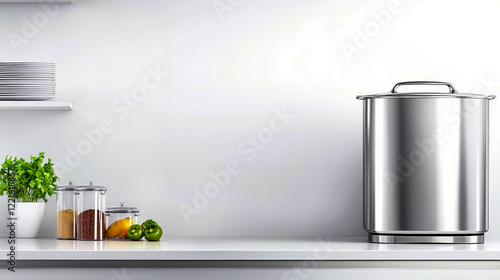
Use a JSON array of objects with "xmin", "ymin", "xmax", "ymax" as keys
[{"xmin": 0, "ymin": 0, "xmax": 499, "ymax": 238}]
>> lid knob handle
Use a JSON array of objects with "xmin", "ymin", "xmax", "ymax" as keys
[
  {"xmin": 89, "ymin": 181, "xmax": 93, "ymax": 186},
  {"xmin": 120, "ymin": 202, "xmax": 124, "ymax": 206},
  {"xmin": 391, "ymin": 81, "xmax": 457, "ymax": 94},
  {"xmin": 69, "ymin": 181, "xmax": 73, "ymax": 185}
]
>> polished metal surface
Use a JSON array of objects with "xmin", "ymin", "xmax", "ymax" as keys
[
  {"xmin": 360, "ymin": 82, "xmax": 492, "ymax": 240},
  {"xmin": 369, "ymin": 234, "xmax": 484, "ymax": 244}
]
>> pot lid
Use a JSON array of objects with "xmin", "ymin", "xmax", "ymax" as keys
[
  {"xmin": 106, "ymin": 202, "xmax": 139, "ymax": 214},
  {"xmin": 75, "ymin": 181, "xmax": 107, "ymax": 192},
  {"xmin": 56, "ymin": 181, "xmax": 78, "ymax": 191},
  {"xmin": 356, "ymin": 81, "xmax": 496, "ymax": 100}
]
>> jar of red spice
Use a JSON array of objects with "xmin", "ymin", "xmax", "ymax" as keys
[{"xmin": 75, "ymin": 181, "xmax": 107, "ymax": 241}]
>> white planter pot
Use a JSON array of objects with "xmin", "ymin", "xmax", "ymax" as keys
[{"xmin": 14, "ymin": 202, "xmax": 45, "ymax": 238}]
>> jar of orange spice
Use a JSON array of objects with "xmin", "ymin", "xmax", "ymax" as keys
[{"xmin": 55, "ymin": 181, "xmax": 78, "ymax": 240}]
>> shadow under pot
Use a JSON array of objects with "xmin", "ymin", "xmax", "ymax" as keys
[{"xmin": 75, "ymin": 182, "xmax": 107, "ymax": 241}]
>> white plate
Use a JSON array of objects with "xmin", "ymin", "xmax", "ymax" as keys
[
  {"xmin": 0, "ymin": 63, "xmax": 54, "ymax": 66},
  {"xmin": 0, "ymin": 65, "xmax": 54, "ymax": 68},
  {"xmin": 0, "ymin": 73, "xmax": 55, "ymax": 76},
  {"xmin": 0, "ymin": 63, "xmax": 53, "ymax": 65},
  {"xmin": 0, "ymin": 91, "xmax": 55, "ymax": 94},
  {"xmin": 0, "ymin": 74, "xmax": 55, "ymax": 76},
  {"xmin": 0, "ymin": 71, "xmax": 55, "ymax": 77},
  {"xmin": 0, "ymin": 89, "xmax": 55, "ymax": 91},
  {"xmin": 0, "ymin": 69, "xmax": 55, "ymax": 72},
  {"xmin": 0, "ymin": 95, "xmax": 55, "ymax": 101},
  {"xmin": 0, "ymin": 92, "xmax": 55, "ymax": 94},
  {"xmin": 0, "ymin": 95, "xmax": 55, "ymax": 97},
  {"xmin": 0, "ymin": 76, "xmax": 55, "ymax": 79},
  {"xmin": 0, "ymin": 86, "xmax": 55, "ymax": 88},
  {"xmin": 0, "ymin": 85, "xmax": 55, "ymax": 88},
  {"xmin": 0, "ymin": 77, "xmax": 55, "ymax": 79},
  {"xmin": 0, "ymin": 94, "xmax": 55, "ymax": 97},
  {"xmin": 0, "ymin": 93, "xmax": 56, "ymax": 98},
  {"xmin": 0, "ymin": 73, "xmax": 55, "ymax": 75},
  {"xmin": 0, "ymin": 91, "xmax": 56, "ymax": 96},
  {"xmin": 0, "ymin": 77, "xmax": 55, "ymax": 80},
  {"xmin": 0, "ymin": 67, "xmax": 54, "ymax": 70},
  {"xmin": 0, "ymin": 87, "xmax": 55, "ymax": 90},
  {"xmin": 0, "ymin": 86, "xmax": 55, "ymax": 90},
  {"xmin": 0, "ymin": 83, "xmax": 55, "ymax": 86},
  {"xmin": 0, "ymin": 83, "xmax": 55, "ymax": 85},
  {"xmin": 0, "ymin": 93, "xmax": 55, "ymax": 95},
  {"xmin": 0, "ymin": 84, "xmax": 55, "ymax": 87},
  {"xmin": 0, "ymin": 82, "xmax": 54, "ymax": 84},
  {"xmin": 0, "ymin": 69, "xmax": 54, "ymax": 72},
  {"xmin": 0, "ymin": 67, "xmax": 54, "ymax": 69}
]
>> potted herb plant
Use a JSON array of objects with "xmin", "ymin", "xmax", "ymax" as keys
[{"xmin": 0, "ymin": 152, "xmax": 59, "ymax": 238}]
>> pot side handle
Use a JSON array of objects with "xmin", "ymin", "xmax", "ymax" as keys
[{"xmin": 391, "ymin": 81, "xmax": 457, "ymax": 94}]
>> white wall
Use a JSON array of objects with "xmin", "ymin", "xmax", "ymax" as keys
[{"xmin": 0, "ymin": 0, "xmax": 499, "ymax": 238}]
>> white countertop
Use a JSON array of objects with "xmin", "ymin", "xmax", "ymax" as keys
[{"xmin": 2, "ymin": 235, "xmax": 500, "ymax": 261}]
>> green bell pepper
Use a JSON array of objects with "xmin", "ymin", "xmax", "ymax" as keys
[
  {"xmin": 145, "ymin": 226, "xmax": 162, "ymax": 241},
  {"xmin": 127, "ymin": 224, "xmax": 144, "ymax": 241},
  {"xmin": 142, "ymin": 219, "xmax": 163, "ymax": 241}
]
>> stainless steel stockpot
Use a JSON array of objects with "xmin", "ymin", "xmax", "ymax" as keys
[{"xmin": 357, "ymin": 81, "xmax": 495, "ymax": 244}]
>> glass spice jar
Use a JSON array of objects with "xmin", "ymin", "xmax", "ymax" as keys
[
  {"xmin": 75, "ymin": 181, "xmax": 107, "ymax": 241},
  {"xmin": 55, "ymin": 181, "xmax": 78, "ymax": 240}
]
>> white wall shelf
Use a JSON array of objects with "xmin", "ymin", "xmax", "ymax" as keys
[
  {"xmin": 0, "ymin": 0, "xmax": 72, "ymax": 3},
  {"xmin": 0, "ymin": 101, "xmax": 72, "ymax": 111}
]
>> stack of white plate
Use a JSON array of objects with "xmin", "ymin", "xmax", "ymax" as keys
[{"xmin": 0, "ymin": 62, "xmax": 55, "ymax": 101}]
